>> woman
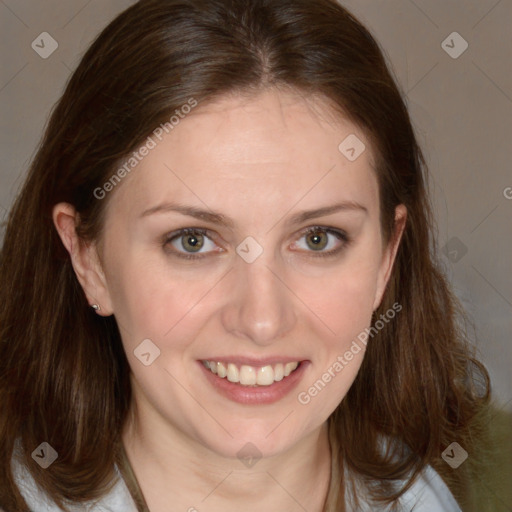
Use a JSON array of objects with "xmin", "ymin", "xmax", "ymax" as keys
[{"xmin": 0, "ymin": 0, "xmax": 490, "ymax": 510}]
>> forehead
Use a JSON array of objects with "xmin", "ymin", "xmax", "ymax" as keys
[{"xmin": 104, "ymin": 88, "xmax": 379, "ymax": 224}]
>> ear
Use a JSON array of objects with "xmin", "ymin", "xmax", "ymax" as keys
[
  {"xmin": 52, "ymin": 203, "xmax": 114, "ymax": 315},
  {"xmin": 372, "ymin": 204, "xmax": 407, "ymax": 311}
]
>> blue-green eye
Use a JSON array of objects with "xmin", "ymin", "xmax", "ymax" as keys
[
  {"xmin": 164, "ymin": 226, "xmax": 350, "ymax": 261},
  {"xmin": 165, "ymin": 228, "xmax": 218, "ymax": 259},
  {"xmin": 292, "ymin": 227, "xmax": 349, "ymax": 256}
]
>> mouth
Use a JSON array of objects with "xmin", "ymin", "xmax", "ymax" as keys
[
  {"xmin": 198, "ymin": 358, "xmax": 308, "ymax": 405},
  {"xmin": 201, "ymin": 360, "xmax": 301, "ymax": 386}
]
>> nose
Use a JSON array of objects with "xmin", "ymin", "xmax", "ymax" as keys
[{"xmin": 221, "ymin": 255, "xmax": 297, "ymax": 347}]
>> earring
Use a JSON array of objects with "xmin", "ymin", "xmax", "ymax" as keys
[{"xmin": 91, "ymin": 304, "xmax": 101, "ymax": 312}]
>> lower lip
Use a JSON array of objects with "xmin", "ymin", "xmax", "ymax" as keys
[{"xmin": 198, "ymin": 361, "xmax": 309, "ymax": 405}]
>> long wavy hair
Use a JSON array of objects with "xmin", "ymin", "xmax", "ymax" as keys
[{"xmin": 0, "ymin": 0, "xmax": 490, "ymax": 510}]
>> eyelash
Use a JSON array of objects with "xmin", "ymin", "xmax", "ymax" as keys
[{"xmin": 163, "ymin": 226, "xmax": 351, "ymax": 261}]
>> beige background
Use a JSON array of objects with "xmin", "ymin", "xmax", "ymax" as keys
[{"xmin": 0, "ymin": 0, "xmax": 510, "ymax": 414}]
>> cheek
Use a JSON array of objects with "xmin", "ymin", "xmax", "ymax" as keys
[
  {"xmin": 311, "ymin": 271, "xmax": 377, "ymax": 329},
  {"xmin": 292, "ymin": 252, "xmax": 382, "ymax": 339},
  {"xmin": 105, "ymin": 253, "xmax": 224, "ymax": 352},
  {"xmin": 291, "ymin": 264, "xmax": 380, "ymax": 426}
]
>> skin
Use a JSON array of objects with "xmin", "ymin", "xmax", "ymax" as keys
[{"xmin": 53, "ymin": 87, "xmax": 406, "ymax": 512}]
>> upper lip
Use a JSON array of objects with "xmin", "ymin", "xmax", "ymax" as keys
[{"xmin": 199, "ymin": 356, "xmax": 306, "ymax": 367}]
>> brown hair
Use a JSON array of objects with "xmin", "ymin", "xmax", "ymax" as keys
[{"xmin": 0, "ymin": 0, "xmax": 490, "ymax": 510}]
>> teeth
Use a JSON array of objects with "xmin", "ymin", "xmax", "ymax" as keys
[
  {"xmin": 240, "ymin": 365, "xmax": 257, "ymax": 385},
  {"xmin": 284, "ymin": 362, "xmax": 299, "ymax": 376},
  {"xmin": 203, "ymin": 360, "xmax": 300, "ymax": 386},
  {"xmin": 217, "ymin": 362, "xmax": 227, "ymax": 378},
  {"xmin": 256, "ymin": 365, "xmax": 274, "ymax": 386},
  {"xmin": 227, "ymin": 363, "xmax": 239, "ymax": 383}
]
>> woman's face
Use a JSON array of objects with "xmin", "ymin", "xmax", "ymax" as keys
[{"xmin": 94, "ymin": 88, "xmax": 405, "ymax": 458}]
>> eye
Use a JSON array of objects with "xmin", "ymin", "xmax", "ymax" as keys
[
  {"xmin": 164, "ymin": 226, "xmax": 349, "ymax": 261},
  {"xmin": 164, "ymin": 228, "xmax": 220, "ymax": 259},
  {"xmin": 291, "ymin": 226, "xmax": 349, "ymax": 257}
]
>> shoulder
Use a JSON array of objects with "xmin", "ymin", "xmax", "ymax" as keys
[
  {"xmin": 397, "ymin": 464, "xmax": 462, "ymax": 512},
  {"xmin": 10, "ymin": 442, "xmax": 138, "ymax": 512},
  {"xmin": 345, "ymin": 463, "xmax": 462, "ymax": 512}
]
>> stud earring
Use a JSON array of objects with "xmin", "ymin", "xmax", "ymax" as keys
[{"xmin": 91, "ymin": 304, "xmax": 101, "ymax": 312}]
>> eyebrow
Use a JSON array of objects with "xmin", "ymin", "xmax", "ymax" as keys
[{"xmin": 139, "ymin": 201, "xmax": 367, "ymax": 227}]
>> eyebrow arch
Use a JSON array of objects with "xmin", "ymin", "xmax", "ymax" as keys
[
  {"xmin": 286, "ymin": 201, "xmax": 367, "ymax": 225},
  {"xmin": 139, "ymin": 201, "xmax": 367, "ymax": 228},
  {"xmin": 140, "ymin": 202, "xmax": 236, "ymax": 228}
]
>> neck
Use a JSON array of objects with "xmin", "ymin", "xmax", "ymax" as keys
[{"xmin": 121, "ymin": 401, "xmax": 332, "ymax": 512}]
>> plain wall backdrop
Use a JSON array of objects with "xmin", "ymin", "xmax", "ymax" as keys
[{"xmin": 0, "ymin": 0, "xmax": 510, "ymax": 415}]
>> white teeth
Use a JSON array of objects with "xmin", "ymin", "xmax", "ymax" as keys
[
  {"xmin": 274, "ymin": 363, "xmax": 284, "ymax": 381},
  {"xmin": 256, "ymin": 365, "xmax": 275, "ymax": 386},
  {"xmin": 227, "ymin": 363, "xmax": 239, "ymax": 383},
  {"xmin": 284, "ymin": 362, "xmax": 298, "ymax": 377},
  {"xmin": 217, "ymin": 362, "xmax": 227, "ymax": 378},
  {"xmin": 240, "ymin": 365, "xmax": 257, "ymax": 385},
  {"xmin": 203, "ymin": 360, "xmax": 300, "ymax": 386}
]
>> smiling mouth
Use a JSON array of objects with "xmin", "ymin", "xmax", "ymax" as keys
[{"xmin": 201, "ymin": 360, "xmax": 301, "ymax": 386}]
